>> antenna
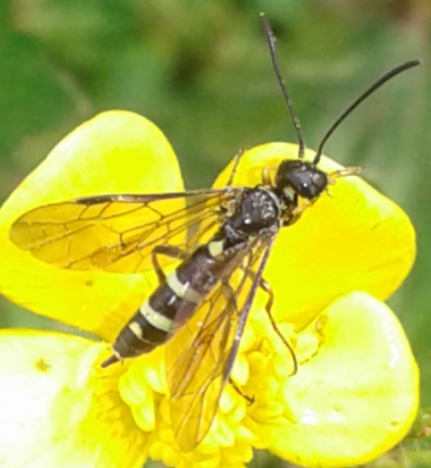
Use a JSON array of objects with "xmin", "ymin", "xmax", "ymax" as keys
[
  {"xmin": 314, "ymin": 59, "xmax": 421, "ymax": 164},
  {"xmin": 260, "ymin": 13, "xmax": 305, "ymax": 159}
]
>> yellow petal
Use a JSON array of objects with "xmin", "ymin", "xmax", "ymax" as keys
[
  {"xmin": 215, "ymin": 143, "xmax": 415, "ymax": 327},
  {"xmin": 256, "ymin": 292, "xmax": 419, "ymax": 468},
  {"xmin": 0, "ymin": 329, "xmax": 148, "ymax": 468},
  {"xmin": 0, "ymin": 111, "xmax": 183, "ymax": 340}
]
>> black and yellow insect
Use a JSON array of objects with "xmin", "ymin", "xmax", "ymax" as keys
[{"xmin": 8, "ymin": 16, "xmax": 420, "ymax": 452}]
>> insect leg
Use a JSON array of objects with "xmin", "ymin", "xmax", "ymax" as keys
[
  {"xmin": 226, "ymin": 148, "xmax": 246, "ymax": 186},
  {"xmin": 228, "ymin": 377, "xmax": 255, "ymax": 405},
  {"xmin": 259, "ymin": 278, "xmax": 298, "ymax": 376},
  {"xmin": 218, "ymin": 277, "xmax": 255, "ymax": 405},
  {"xmin": 262, "ymin": 166, "xmax": 272, "ymax": 185},
  {"xmin": 290, "ymin": 198, "xmax": 318, "ymax": 221},
  {"xmin": 327, "ymin": 166, "xmax": 362, "ymax": 184},
  {"xmin": 152, "ymin": 245, "xmax": 188, "ymax": 283}
]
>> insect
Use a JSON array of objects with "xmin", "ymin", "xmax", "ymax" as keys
[{"xmin": 8, "ymin": 16, "xmax": 420, "ymax": 452}]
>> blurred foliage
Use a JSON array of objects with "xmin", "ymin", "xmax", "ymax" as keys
[{"xmin": 0, "ymin": 0, "xmax": 431, "ymax": 466}]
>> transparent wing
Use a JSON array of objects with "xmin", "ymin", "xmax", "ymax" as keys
[
  {"xmin": 10, "ymin": 189, "xmax": 240, "ymax": 272},
  {"xmin": 166, "ymin": 235, "xmax": 275, "ymax": 451}
]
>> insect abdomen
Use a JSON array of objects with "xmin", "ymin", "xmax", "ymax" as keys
[{"xmin": 102, "ymin": 242, "xmax": 227, "ymax": 367}]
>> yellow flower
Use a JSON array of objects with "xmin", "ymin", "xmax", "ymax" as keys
[{"xmin": 0, "ymin": 111, "xmax": 419, "ymax": 468}]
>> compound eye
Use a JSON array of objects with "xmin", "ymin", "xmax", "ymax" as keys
[{"xmin": 311, "ymin": 171, "xmax": 328, "ymax": 191}]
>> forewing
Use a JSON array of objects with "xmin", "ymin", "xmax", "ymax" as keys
[
  {"xmin": 166, "ymin": 236, "xmax": 274, "ymax": 451},
  {"xmin": 9, "ymin": 189, "xmax": 239, "ymax": 272}
]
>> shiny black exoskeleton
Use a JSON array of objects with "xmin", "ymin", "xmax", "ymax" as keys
[
  {"xmin": 8, "ymin": 14, "xmax": 420, "ymax": 452},
  {"xmin": 275, "ymin": 160, "xmax": 329, "ymax": 200},
  {"xmin": 224, "ymin": 160, "xmax": 329, "ymax": 243},
  {"xmin": 223, "ymin": 187, "xmax": 281, "ymax": 242},
  {"xmin": 102, "ymin": 159, "xmax": 329, "ymax": 367}
]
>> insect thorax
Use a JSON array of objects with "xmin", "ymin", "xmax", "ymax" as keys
[{"xmin": 222, "ymin": 187, "xmax": 282, "ymax": 242}]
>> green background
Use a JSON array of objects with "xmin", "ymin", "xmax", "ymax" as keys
[{"xmin": 0, "ymin": 0, "xmax": 430, "ymax": 466}]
